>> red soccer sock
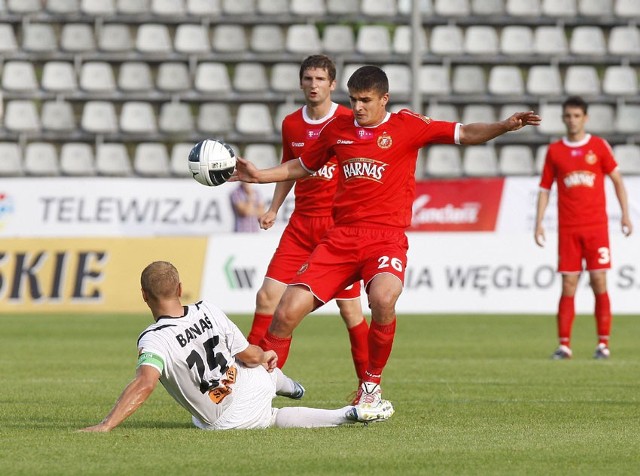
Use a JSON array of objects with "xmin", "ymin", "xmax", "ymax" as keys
[
  {"xmin": 364, "ymin": 318, "xmax": 397, "ymax": 385},
  {"xmin": 557, "ymin": 295, "xmax": 575, "ymax": 347},
  {"xmin": 347, "ymin": 318, "xmax": 369, "ymax": 381},
  {"xmin": 247, "ymin": 313, "xmax": 272, "ymax": 345},
  {"xmin": 595, "ymin": 292, "xmax": 611, "ymax": 346},
  {"xmin": 260, "ymin": 331, "xmax": 292, "ymax": 368}
]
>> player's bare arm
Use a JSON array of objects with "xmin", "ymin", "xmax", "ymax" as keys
[
  {"xmin": 231, "ymin": 157, "xmax": 309, "ymax": 184},
  {"xmin": 460, "ymin": 111, "xmax": 541, "ymax": 145},
  {"xmin": 534, "ymin": 189, "xmax": 551, "ymax": 247},
  {"xmin": 260, "ymin": 180, "xmax": 296, "ymax": 230},
  {"xmin": 236, "ymin": 345, "xmax": 278, "ymax": 371},
  {"xmin": 609, "ymin": 169, "xmax": 633, "ymax": 236},
  {"xmin": 79, "ymin": 365, "xmax": 160, "ymax": 432}
]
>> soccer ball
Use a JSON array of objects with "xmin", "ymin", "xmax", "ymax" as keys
[{"xmin": 188, "ymin": 139, "xmax": 237, "ymax": 186}]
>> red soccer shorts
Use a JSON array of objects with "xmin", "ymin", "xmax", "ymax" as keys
[
  {"xmin": 558, "ymin": 224, "xmax": 611, "ymax": 273},
  {"xmin": 290, "ymin": 226, "xmax": 408, "ymax": 304},
  {"xmin": 265, "ymin": 213, "xmax": 361, "ymax": 299}
]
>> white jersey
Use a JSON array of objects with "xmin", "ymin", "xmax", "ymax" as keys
[{"xmin": 137, "ymin": 300, "xmax": 272, "ymax": 428}]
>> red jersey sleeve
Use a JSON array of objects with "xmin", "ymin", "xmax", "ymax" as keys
[
  {"xmin": 539, "ymin": 144, "xmax": 557, "ymax": 190},
  {"xmin": 597, "ymin": 137, "xmax": 617, "ymax": 175},
  {"xmin": 399, "ymin": 109, "xmax": 459, "ymax": 147}
]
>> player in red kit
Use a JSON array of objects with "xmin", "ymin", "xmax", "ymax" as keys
[
  {"xmin": 246, "ymin": 55, "xmax": 369, "ymax": 382},
  {"xmin": 232, "ymin": 65, "xmax": 540, "ymax": 409},
  {"xmin": 534, "ymin": 96, "xmax": 633, "ymax": 360}
]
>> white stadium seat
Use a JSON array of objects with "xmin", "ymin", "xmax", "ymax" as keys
[
  {"xmin": 197, "ymin": 103, "xmax": 233, "ymax": 134},
  {"xmin": 120, "ymin": 101, "xmax": 158, "ymax": 134},
  {"xmin": 327, "ymin": 0, "xmax": 358, "ymax": 14},
  {"xmin": 542, "ymin": 0, "xmax": 576, "ymax": 16},
  {"xmin": 488, "ymin": 65, "xmax": 524, "ymax": 96},
  {"xmin": 430, "ymin": 25, "xmax": 464, "ymax": 55},
  {"xmin": 471, "ymin": 0, "xmax": 504, "ymax": 14},
  {"xmin": 608, "ymin": 26, "xmax": 640, "ymax": 56},
  {"xmin": 136, "ymin": 24, "xmax": 173, "ymax": 53},
  {"xmin": 526, "ymin": 65, "xmax": 563, "ymax": 96},
  {"xmin": 0, "ymin": 143, "xmax": 23, "ymax": 176},
  {"xmin": 462, "ymin": 105, "xmax": 496, "ymax": 124},
  {"xmin": 151, "ymin": 0, "xmax": 185, "ymax": 16},
  {"xmin": 286, "ymin": 24, "xmax": 321, "ymax": 54},
  {"xmin": 585, "ymin": 104, "xmax": 614, "ymax": 135},
  {"xmin": 500, "ymin": 26, "xmax": 534, "ymax": 55},
  {"xmin": 537, "ymin": 103, "xmax": 565, "ymax": 135},
  {"xmin": 159, "ymin": 102, "xmax": 194, "ymax": 134},
  {"xmin": 24, "ymin": 142, "xmax": 59, "ymax": 176},
  {"xmin": 602, "ymin": 66, "xmax": 638, "ymax": 96},
  {"xmin": 393, "ymin": 25, "xmax": 427, "ymax": 54},
  {"xmin": 464, "ymin": 25, "xmax": 499, "ymax": 55},
  {"xmin": 534, "ymin": 26, "xmax": 568, "ymax": 55},
  {"xmin": 42, "ymin": 62, "xmax": 78, "ymax": 93},
  {"xmin": 270, "ymin": 63, "xmax": 301, "ymax": 93},
  {"xmin": 356, "ymin": 25, "xmax": 392, "ymax": 55},
  {"xmin": 156, "ymin": 62, "xmax": 191, "ymax": 92},
  {"xmin": 463, "ymin": 146, "xmax": 499, "ymax": 177},
  {"xmin": 290, "ymin": 0, "xmax": 326, "ymax": 15},
  {"xmin": 79, "ymin": 62, "xmax": 116, "ymax": 92},
  {"xmin": 570, "ymin": 26, "xmax": 606, "ymax": 56},
  {"xmin": 2, "ymin": 61, "xmax": 38, "ymax": 92},
  {"xmin": 222, "ymin": 0, "xmax": 255, "ymax": 15},
  {"xmin": 60, "ymin": 143, "xmax": 96, "ymax": 176},
  {"xmin": 134, "ymin": 142, "xmax": 171, "ymax": 177},
  {"xmin": 361, "ymin": 0, "xmax": 397, "ymax": 16},
  {"xmin": 564, "ymin": 65, "xmax": 600, "ymax": 96},
  {"xmin": 233, "ymin": 62, "xmax": 269, "ymax": 92},
  {"xmin": 118, "ymin": 62, "xmax": 154, "ymax": 91},
  {"xmin": 578, "ymin": 0, "xmax": 612, "ymax": 16},
  {"xmin": 613, "ymin": 145, "xmax": 640, "ymax": 175},
  {"xmin": 187, "ymin": 0, "xmax": 222, "ymax": 15},
  {"xmin": 244, "ymin": 144, "xmax": 280, "ymax": 169},
  {"xmin": 435, "ymin": 0, "xmax": 470, "ymax": 16},
  {"xmin": 425, "ymin": 145, "xmax": 463, "ymax": 177},
  {"xmin": 98, "ymin": 23, "xmax": 134, "ymax": 52},
  {"xmin": 506, "ymin": 0, "xmax": 541, "ymax": 16},
  {"xmin": 81, "ymin": 0, "xmax": 116, "ymax": 15},
  {"xmin": 236, "ymin": 103, "xmax": 274, "ymax": 136},
  {"xmin": 213, "ymin": 24, "xmax": 247, "ymax": 52},
  {"xmin": 615, "ymin": 0, "xmax": 640, "ymax": 17},
  {"xmin": 170, "ymin": 143, "xmax": 194, "ymax": 177},
  {"xmin": 194, "ymin": 62, "xmax": 231, "ymax": 94},
  {"xmin": 323, "ymin": 25, "xmax": 356, "ymax": 54},
  {"xmin": 250, "ymin": 25, "xmax": 285, "ymax": 53},
  {"xmin": 174, "ymin": 24, "xmax": 210, "ymax": 54},
  {"xmin": 499, "ymin": 145, "xmax": 535, "ymax": 175},
  {"xmin": 22, "ymin": 23, "xmax": 57, "ymax": 52},
  {"xmin": 96, "ymin": 143, "xmax": 132, "ymax": 176},
  {"xmin": 452, "ymin": 65, "xmax": 486, "ymax": 95},
  {"xmin": 419, "ymin": 65, "xmax": 451, "ymax": 96},
  {"xmin": 41, "ymin": 101, "xmax": 76, "ymax": 132},
  {"xmin": 81, "ymin": 101, "xmax": 118, "ymax": 134},
  {"xmin": 0, "ymin": 24, "xmax": 18, "ymax": 53},
  {"xmin": 60, "ymin": 23, "xmax": 96, "ymax": 52},
  {"xmin": 5, "ymin": 100, "xmax": 40, "ymax": 133},
  {"xmin": 614, "ymin": 104, "xmax": 640, "ymax": 134}
]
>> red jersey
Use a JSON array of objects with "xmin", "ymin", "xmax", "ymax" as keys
[
  {"xmin": 299, "ymin": 109, "xmax": 459, "ymax": 229},
  {"xmin": 540, "ymin": 134, "xmax": 617, "ymax": 229},
  {"xmin": 281, "ymin": 103, "xmax": 352, "ymax": 217}
]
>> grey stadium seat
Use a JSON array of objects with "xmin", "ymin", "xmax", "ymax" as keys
[
  {"xmin": 120, "ymin": 101, "xmax": 158, "ymax": 134},
  {"xmin": 170, "ymin": 143, "xmax": 194, "ymax": 177},
  {"xmin": 244, "ymin": 144, "xmax": 279, "ymax": 169},
  {"xmin": 42, "ymin": 61, "xmax": 78, "ymax": 93},
  {"xmin": 41, "ymin": 101, "xmax": 76, "ymax": 132},
  {"xmin": 235, "ymin": 103, "xmax": 274, "ymax": 136},
  {"xmin": 322, "ymin": 25, "xmax": 356, "ymax": 54},
  {"xmin": 60, "ymin": 143, "xmax": 96, "ymax": 176},
  {"xmin": 60, "ymin": 23, "xmax": 96, "ymax": 52},
  {"xmin": 425, "ymin": 145, "xmax": 463, "ymax": 178},
  {"xmin": 464, "ymin": 26, "xmax": 499, "ymax": 55},
  {"xmin": 118, "ymin": 62, "xmax": 154, "ymax": 91},
  {"xmin": 98, "ymin": 23, "xmax": 134, "ymax": 52},
  {"xmin": 286, "ymin": 24, "xmax": 321, "ymax": 54},
  {"xmin": 613, "ymin": 145, "xmax": 640, "ymax": 175},
  {"xmin": 197, "ymin": 103, "xmax": 233, "ymax": 134},
  {"xmin": 134, "ymin": 142, "xmax": 171, "ymax": 177},
  {"xmin": 435, "ymin": 0, "xmax": 470, "ymax": 16},
  {"xmin": 603, "ymin": 66, "xmax": 638, "ymax": 96},
  {"xmin": 356, "ymin": 25, "xmax": 392, "ymax": 56},
  {"xmin": 22, "ymin": 23, "xmax": 57, "ymax": 52},
  {"xmin": 430, "ymin": 25, "xmax": 464, "ymax": 56},
  {"xmin": 156, "ymin": 62, "xmax": 191, "ymax": 92},
  {"xmin": 80, "ymin": 62, "xmax": 116, "ymax": 92},
  {"xmin": 0, "ymin": 143, "xmax": 23, "ymax": 176},
  {"xmin": 499, "ymin": 145, "xmax": 535, "ymax": 175},
  {"xmin": 174, "ymin": 24, "xmax": 210, "ymax": 54},
  {"xmin": 212, "ymin": 24, "xmax": 247, "ymax": 52},
  {"xmin": 5, "ymin": 100, "xmax": 40, "ymax": 133},
  {"xmin": 159, "ymin": 102, "xmax": 194, "ymax": 134},
  {"xmin": 233, "ymin": 62, "xmax": 269, "ymax": 93},
  {"xmin": 96, "ymin": 143, "xmax": 132, "ymax": 176},
  {"xmin": 136, "ymin": 24, "xmax": 173, "ymax": 54},
  {"xmin": 250, "ymin": 25, "xmax": 285, "ymax": 53},
  {"xmin": 2, "ymin": 61, "xmax": 38, "ymax": 92},
  {"xmin": 81, "ymin": 100, "xmax": 118, "ymax": 134},
  {"xmin": 24, "ymin": 142, "xmax": 60, "ymax": 176},
  {"xmin": 463, "ymin": 146, "xmax": 499, "ymax": 177},
  {"xmin": 194, "ymin": 62, "xmax": 231, "ymax": 94}
]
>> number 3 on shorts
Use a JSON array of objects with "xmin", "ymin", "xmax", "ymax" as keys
[
  {"xmin": 597, "ymin": 247, "xmax": 610, "ymax": 265},
  {"xmin": 378, "ymin": 256, "xmax": 404, "ymax": 272}
]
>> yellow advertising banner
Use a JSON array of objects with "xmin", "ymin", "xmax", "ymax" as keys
[{"xmin": 0, "ymin": 237, "xmax": 207, "ymax": 313}]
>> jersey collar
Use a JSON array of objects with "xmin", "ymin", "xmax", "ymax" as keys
[
  {"xmin": 562, "ymin": 133, "xmax": 591, "ymax": 148},
  {"xmin": 354, "ymin": 112, "xmax": 391, "ymax": 128},
  {"xmin": 302, "ymin": 102, "xmax": 339, "ymax": 124}
]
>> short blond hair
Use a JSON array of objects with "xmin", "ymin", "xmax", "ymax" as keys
[{"xmin": 141, "ymin": 261, "xmax": 180, "ymax": 300}]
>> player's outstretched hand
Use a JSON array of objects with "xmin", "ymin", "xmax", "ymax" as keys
[
  {"xmin": 506, "ymin": 111, "xmax": 542, "ymax": 131},
  {"xmin": 259, "ymin": 209, "xmax": 277, "ymax": 230},
  {"xmin": 229, "ymin": 156, "xmax": 259, "ymax": 183}
]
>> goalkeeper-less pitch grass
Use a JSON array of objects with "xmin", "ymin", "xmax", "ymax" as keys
[{"xmin": 1, "ymin": 313, "xmax": 639, "ymax": 475}]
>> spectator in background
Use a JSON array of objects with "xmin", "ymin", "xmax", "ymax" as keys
[
  {"xmin": 230, "ymin": 182, "xmax": 265, "ymax": 232},
  {"xmin": 534, "ymin": 95, "xmax": 633, "ymax": 360}
]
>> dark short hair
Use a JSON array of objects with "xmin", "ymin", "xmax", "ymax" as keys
[
  {"xmin": 347, "ymin": 65, "xmax": 389, "ymax": 96},
  {"xmin": 562, "ymin": 96, "xmax": 588, "ymax": 114},
  {"xmin": 299, "ymin": 55, "xmax": 337, "ymax": 82}
]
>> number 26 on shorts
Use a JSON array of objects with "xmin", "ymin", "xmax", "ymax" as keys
[{"xmin": 377, "ymin": 256, "xmax": 404, "ymax": 272}]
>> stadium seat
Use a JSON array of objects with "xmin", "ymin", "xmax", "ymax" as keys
[
  {"xmin": 398, "ymin": 0, "xmax": 434, "ymax": 15},
  {"xmin": 499, "ymin": 103, "xmax": 536, "ymax": 137},
  {"xmin": 506, "ymin": 0, "xmax": 541, "ymax": 16},
  {"xmin": 542, "ymin": 0, "xmax": 576, "ymax": 16},
  {"xmin": 22, "ymin": 23, "xmax": 57, "ymax": 52},
  {"xmin": 463, "ymin": 146, "xmax": 499, "ymax": 176},
  {"xmin": 471, "ymin": 0, "xmax": 504, "ymax": 14},
  {"xmin": 197, "ymin": 103, "xmax": 233, "ymax": 134},
  {"xmin": 290, "ymin": 0, "xmax": 325, "ymax": 15},
  {"xmin": 136, "ymin": 24, "xmax": 173, "ymax": 54},
  {"xmin": 174, "ymin": 24, "xmax": 210, "ymax": 54},
  {"xmin": 61, "ymin": 24, "xmax": 96, "ymax": 52},
  {"xmin": 60, "ymin": 143, "xmax": 96, "ymax": 176},
  {"xmin": 41, "ymin": 100, "xmax": 76, "ymax": 132},
  {"xmin": 244, "ymin": 144, "xmax": 280, "ymax": 169},
  {"xmin": 2, "ymin": 61, "xmax": 38, "ymax": 92},
  {"xmin": 256, "ymin": 0, "xmax": 288, "ymax": 15},
  {"xmin": 8, "ymin": 0, "xmax": 41, "ymax": 12},
  {"xmin": 327, "ymin": 0, "xmax": 358, "ymax": 14},
  {"xmin": 425, "ymin": 145, "xmax": 463, "ymax": 177},
  {"xmin": 81, "ymin": 101, "xmax": 118, "ymax": 134},
  {"xmin": 462, "ymin": 104, "xmax": 496, "ymax": 124},
  {"xmin": 24, "ymin": 142, "xmax": 60, "ymax": 176},
  {"xmin": 425, "ymin": 103, "xmax": 458, "ymax": 122},
  {"xmin": 608, "ymin": 26, "xmax": 640, "ymax": 56},
  {"xmin": 340, "ymin": 63, "xmax": 366, "ymax": 93},
  {"xmin": 79, "ymin": 62, "xmax": 116, "ymax": 92},
  {"xmin": 452, "ymin": 65, "xmax": 486, "ymax": 95},
  {"xmin": 5, "ymin": 100, "xmax": 40, "ymax": 133},
  {"xmin": 250, "ymin": 25, "xmax": 285, "ymax": 53},
  {"xmin": 526, "ymin": 65, "xmax": 563, "ymax": 96},
  {"xmin": 585, "ymin": 104, "xmax": 614, "ymax": 134},
  {"xmin": 81, "ymin": 0, "xmax": 116, "ymax": 15},
  {"xmin": 537, "ymin": 103, "xmax": 565, "ymax": 135},
  {"xmin": 613, "ymin": 145, "xmax": 640, "ymax": 174},
  {"xmin": 98, "ymin": 23, "xmax": 134, "ymax": 52},
  {"xmin": 118, "ymin": 62, "xmax": 154, "ymax": 91},
  {"xmin": 389, "ymin": 103, "xmax": 412, "ymax": 113},
  {"xmin": 488, "ymin": 66, "xmax": 524, "ymax": 96},
  {"xmin": 564, "ymin": 65, "xmax": 600, "ymax": 96},
  {"xmin": 233, "ymin": 62, "xmax": 268, "ymax": 92},
  {"xmin": 614, "ymin": 104, "xmax": 640, "ymax": 134},
  {"xmin": 464, "ymin": 25, "xmax": 499, "ymax": 55},
  {"xmin": 286, "ymin": 24, "xmax": 321, "ymax": 54},
  {"xmin": 419, "ymin": 65, "xmax": 451, "ymax": 96},
  {"xmin": 578, "ymin": 0, "xmax": 612, "ymax": 15},
  {"xmin": 134, "ymin": 142, "xmax": 171, "ymax": 177},
  {"xmin": 500, "ymin": 25, "xmax": 534, "ymax": 55},
  {"xmin": 235, "ymin": 103, "xmax": 274, "ymax": 136},
  {"xmin": 615, "ymin": 0, "xmax": 640, "ymax": 17},
  {"xmin": 392, "ymin": 25, "xmax": 427, "ymax": 54},
  {"xmin": 569, "ymin": 26, "xmax": 606, "ymax": 56},
  {"xmin": 120, "ymin": 101, "xmax": 157, "ymax": 134},
  {"xmin": 499, "ymin": 145, "xmax": 535, "ymax": 175},
  {"xmin": 0, "ymin": 24, "xmax": 18, "ymax": 53},
  {"xmin": 159, "ymin": 102, "xmax": 194, "ymax": 133},
  {"xmin": 42, "ymin": 61, "xmax": 78, "ymax": 92},
  {"xmin": 222, "ymin": 0, "xmax": 255, "ymax": 15},
  {"xmin": 361, "ymin": 0, "xmax": 397, "ymax": 16},
  {"xmin": 151, "ymin": 0, "xmax": 185, "ymax": 15},
  {"xmin": 0, "ymin": 143, "xmax": 23, "ymax": 176},
  {"xmin": 194, "ymin": 62, "xmax": 231, "ymax": 94},
  {"xmin": 212, "ymin": 24, "xmax": 247, "ymax": 52},
  {"xmin": 274, "ymin": 102, "xmax": 300, "ymax": 131},
  {"xmin": 430, "ymin": 25, "xmax": 464, "ymax": 56},
  {"xmin": 96, "ymin": 143, "xmax": 132, "ymax": 176},
  {"xmin": 602, "ymin": 66, "xmax": 638, "ymax": 96},
  {"xmin": 534, "ymin": 26, "xmax": 568, "ymax": 55},
  {"xmin": 322, "ymin": 25, "xmax": 356, "ymax": 54},
  {"xmin": 535, "ymin": 144, "xmax": 548, "ymax": 173},
  {"xmin": 356, "ymin": 25, "xmax": 392, "ymax": 56},
  {"xmin": 156, "ymin": 62, "xmax": 191, "ymax": 92},
  {"xmin": 187, "ymin": 0, "xmax": 222, "ymax": 15},
  {"xmin": 116, "ymin": 0, "xmax": 148, "ymax": 14},
  {"xmin": 170, "ymin": 143, "xmax": 193, "ymax": 177},
  {"xmin": 435, "ymin": 0, "xmax": 470, "ymax": 16},
  {"xmin": 384, "ymin": 64, "xmax": 411, "ymax": 96},
  {"xmin": 270, "ymin": 63, "xmax": 301, "ymax": 93}
]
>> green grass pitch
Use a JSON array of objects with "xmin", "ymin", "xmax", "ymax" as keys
[{"xmin": 1, "ymin": 312, "xmax": 640, "ymax": 475}]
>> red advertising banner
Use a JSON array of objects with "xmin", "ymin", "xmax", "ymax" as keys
[{"xmin": 410, "ymin": 178, "xmax": 505, "ymax": 232}]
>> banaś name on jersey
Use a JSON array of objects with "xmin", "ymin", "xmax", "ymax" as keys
[
  {"xmin": 540, "ymin": 134, "xmax": 617, "ymax": 229},
  {"xmin": 299, "ymin": 109, "xmax": 459, "ymax": 229}
]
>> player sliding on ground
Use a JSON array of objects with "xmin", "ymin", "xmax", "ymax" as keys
[{"xmin": 79, "ymin": 261, "xmax": 393, "ymax": 432}]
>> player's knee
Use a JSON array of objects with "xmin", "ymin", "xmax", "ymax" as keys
[
  {"xmin": 256, "ymin": 286, "xmax": 279, "ymax": 311},
  {"xmin": 368, "ymin": 290, "xmax": 398, "ymax": 314}
]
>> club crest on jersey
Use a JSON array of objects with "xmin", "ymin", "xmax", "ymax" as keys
[
  {"xmin": 585, "ymin": 150, "xmax": 597, "ymax": 164},
  {"xmin": 342, "ymin": 158, "xmax": 387, "ymax": 182},
  {"xmin": 563, "ymin": 170, "xmax": 596, "ymax": 188},
  {"xmin": 377, "ymin": 133, "xmax": 393, "ymax": 149}
]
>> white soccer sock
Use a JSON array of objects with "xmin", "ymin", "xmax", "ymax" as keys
[
  {"xmin": 273, "ymin": 406, "xmax": 353, "ymax": 428},
  {"xmin": 273, "ymin": 367, "xmax": 296, "ymax": 396}
]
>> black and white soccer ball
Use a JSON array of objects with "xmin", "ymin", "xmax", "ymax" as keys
[{"xmin": 188, "ymin": 139, "xmax": 237, "ymax": 186}]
